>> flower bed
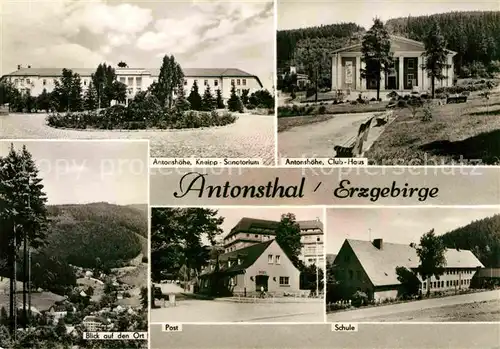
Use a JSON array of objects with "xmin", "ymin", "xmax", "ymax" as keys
[{"xmin": 46, "ymin": 105, "xmax": 237, "ymax": 130}]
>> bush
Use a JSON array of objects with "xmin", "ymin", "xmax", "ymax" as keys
[
  {"xmin": 350, "ymin": 100, "xmax": 358, "ymax": 105},
  {"xmin": 396, "ymin": 100, "xmax": 408, "ymax": 108},
  {"xmin": 246, "ymin": 103, "xmax": 256, "ymax": 110},
  {"xmin": 351, "ymin": 291, "xmax": 368, "ymax": 307},
  {"xmin": 318, "ymin": 105, "xmax": 327, "ymax": 114},
  {"xmin": 421, "ymin": 104, "xmax": 433, "ymax": 122}
]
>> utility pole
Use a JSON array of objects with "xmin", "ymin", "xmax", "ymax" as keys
[
  {"xmin": 28, "ymin": 248, "xmax": 31, "ymax": 328},
  {"xmin": 316, "ymin": 237, "xmax": 320, "ymax": 297},
  {"xmin": 13, "ymin": 224, "xmax": 17, "ymax": 341}
]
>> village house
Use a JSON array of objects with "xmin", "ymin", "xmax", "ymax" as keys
[
  {"xmin": 223, "ymin": 217, "xmax": 324, "ymax": 267},
  {"xmin": 333, "ymin": 238, "xmax": 484, "ymax": 301},
  {"xmin": 82, "ymin": 315, "xmax": 111, "ymax": 332},
  {"xmin": 1, "ymin": 66, "xmax": 263, "ymax": 104},
  {"xmin": 47, "ymin": 303, "xmax": 75, "ymax": 324},
  {"xmin": 199, "ymin": 239, "xmax": 301, "ymax": 296},
  {"xmin": 331, "ymin": 35, "xmax": 456, "ymax": 99}
]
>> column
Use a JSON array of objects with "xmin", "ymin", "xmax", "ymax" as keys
[
  {"xmin": 398, "ymin": 57, "xmax": 404, "ymax": 91},
  {"xmin": 448, "ymin": 55, "xmax": 454, "ymax": 86},
  {"xmin": 360, "ymin": 61, "xmax": 366, "ymax": 90},
  {"xmin": 336, "ymin": 54, "xmax": 342, "ymax": 90},
  {"xmin": 331, "ymin": 55, "xmax": 337, "ymax": 90},
  {"xmin": 380, "ymin": 70, "xmax": 385, "ymax": 91},
  {"xmin": 421, "ymin": 57, "xmax": 426, "ymax": 91},
  {"xmin": 355, "ymin": 56, "xmax": 361, "ymax": 90}
]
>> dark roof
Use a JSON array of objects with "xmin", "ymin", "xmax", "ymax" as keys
[
  {"xmin": 341, "ymin": 239, "xmax": 484, "ymax": 287},
  {"xmin": 225, "ymin": 217, "xmax": 323, "ymax": 239},
  {"xmin": 201, "ymin": 240, "xmax": 274, "ymax": 276},
  {"xmin": 3, "ymin": 67, "xmax": 263, "ymax": 87}
]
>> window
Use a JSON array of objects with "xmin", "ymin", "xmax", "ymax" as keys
[
  {"xmin": 83, "ymin": 80, "xmax": 87, "ymax": 86},
  {"xmin": 407, "ymin": 74, "xmax": 414, "ymax": 85},
  {"xmin": 237, "ymin": 258, "xmax": 242, "ymax": 265},
  {"xmin": 26, "ymin": 79, "xmax": 30, "ymax": 84},
  {"xmin": 441, "ymin": 281, "xmax": 444, "ymax": 287},
  {"xmin": 254, "ymin": 235, "xmax": 258, "ymax": 238},
  {"xmin": 214, "ymin": 80, "xmax": 218, "ymax": 86},
  {"xmin": 237, "ymin": 79, "xmax": 241, "ymax": 85},
  {"xmin": 268, "ymin": 254, "xmax": 273, "ymax": 264},
  {"xmin": 53, "ymin": 79, "xmax": 57, "ymax": 85},
  {"xmin": 119, "ymin": 77, "xmax": 126, "ymax": 83},
  {"xmin": 242, "ymin": 79, "xmax": 246, "ymax": 86},
  {"xmin": 127, "ymin": 77, "xmax": 133, "ymax": 86},
  {"xmin": 43, "ymin": 79, "xmax": 46, "ymax": 86},
  {"xmin": 349, "ymin": 270, "xmax": 353, "ymax": 280},
  {"xmin": 136, "ymin": 77, "xmax": 142, "ymax": 87},
  {"xmin": 446, "ymin": 281, "xmax": 449, "ymax": 287},
  {"xmin": 237, "ymin": 89, "xmax": 241, "ymax": 95},
  {"xmin": 275, "ymin": 255, "xmax": 281, "ymax": 264},
  {"xmin": 279, "ymin": 277, "xmax": 289, "ymax": 285},
  {"xmin": 408, "ymin": 59, "xmax": 415, "ymax": 69},
  {"xmin": 231, "ymin": 79, "xmax": 235, "ymax": 86},
  {"xmin": 14, "ymin": 79, "xmax": 19, "ymax": 86},
  {"xmin": 228, "ymin": 260, "xmax": 232, "ymax": 267},
  {"xmin": 184, "ymin": 80, "xmax": 187, "ymax": 85},
  {"xmin": 423, "ymin": 282, "xmax": 426, "ymax": 289},
  {"xmin": 20, "ymin": 79, "xmax": 24, "ymax": 86},
  {"xmin": 204, "ymin": 80, "xmax": 208, "ymax": 86},
  {"xmin": 246, "ymin": 234, "xmax": 249, "ymax": 237}
]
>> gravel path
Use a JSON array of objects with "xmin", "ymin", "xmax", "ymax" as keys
[{"xmin": 0, "ymin": 113, "xmax": 276, "ymax": 165}]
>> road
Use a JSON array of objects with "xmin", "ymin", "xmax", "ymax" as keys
[
  {"xmin": 0, "ymin": 112, "xmax": 275, "ymax": 165},
  {"xmin": 150, "ymin": 299, "xmax": 324, "ymax": 323},
  {"xmin": 278, "ymin": 112, "xmax": 376, "ymax": 158},
  {"xmin": 327, "ymin": 289, "xmax": 500, "ymax": 322},
  {"xmin": 149, "ymin": 323, "xmax": 500, "ymax": 349}
]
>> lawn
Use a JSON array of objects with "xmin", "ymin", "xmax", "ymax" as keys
[{"xmin": 365, "ymin": 92, "xmax": 500, "ymax": 165}]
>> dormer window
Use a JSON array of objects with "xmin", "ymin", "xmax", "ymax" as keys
[{"xmin": 237, "ymin": 258, "xmax": 242, "ymax": 265}]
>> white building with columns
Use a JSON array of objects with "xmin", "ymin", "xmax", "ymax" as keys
[
  {"xmin": 331, "ymin": 35, "xmax": 456, "ymax": 98},
  {"xmin": 2, "ymin": 67, "xmax": 263, "ymax": 103}
]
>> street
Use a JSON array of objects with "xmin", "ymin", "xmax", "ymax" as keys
[
  {"xmin": 0, "ymin": 112, "xmax": 275, "ymax": 165},
  {"xmin": 278, "ymin": 112, "xmax": 383, "ymax": 158},
  {"xmin": 327, "ymin": 289, "xmax": 500, "ymax": 322},
  {"xmin": 150, "ymin": 299, "xmax": 324, "ymax": 323},
  {"xmin": 149, "ymin": 322, "xmax": 500, "ymax": 349}
]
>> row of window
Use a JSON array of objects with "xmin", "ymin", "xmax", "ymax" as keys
[
  {"xmin": 423, "ymin": 278, "xmax": 470, "ymax": 289},
  {"xmin": 268, "ymin": 254, "xmax": 281, "ymax": 265}
]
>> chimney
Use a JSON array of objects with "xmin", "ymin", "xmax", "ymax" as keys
[
  {"xmin": 17, "ymin": 64, "xmax": 21, "ymax": 70},
  {"xmin": 373, "ymin": 238, "xmax": 383, "ymax": 250}
]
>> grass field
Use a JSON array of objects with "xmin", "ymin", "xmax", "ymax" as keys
[{"xmin": 365, "ymin": 92, "xmax": 500, "ymax": 165}]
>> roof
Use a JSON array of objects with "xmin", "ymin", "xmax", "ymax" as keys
[
  {"xmin": 3, "ymin": 67, "xmax": 263, "ymax": 87},
  {"xmin": 332, "ymin": 35, "xmax": 457, "ymax": 55},
  {"xmin": 201, "ymin": 240, "xmax": 274, "ymax": 276},
  {"xmin": 225, "ymin": 217, "xmax": 323, "ymax": 239},
  {"xmin": 341, "ymin": 239, "xmax": 484, "ymax": 287},
  {"xmin": 83, "ymin": 315, "xmax": 109, "ymax": 324}
]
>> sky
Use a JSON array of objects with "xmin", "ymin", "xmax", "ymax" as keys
[
  {"xmin": 203, "ymin": 207, "xmax": 324, "ymax": 244},
  {"xmin": 0, "ymin": 140, "xmax": 149, "ymax": 205},
  {"xmin": 278, "ymin": 0, "xmax": 500, "ymax": 30},
  {"xmin": 326, "ymin": 208, "xmax": 500, "ymax": 254},
  {"xmin": 1, "ymin": 0, "xmax": 275, "ymax": 90}
]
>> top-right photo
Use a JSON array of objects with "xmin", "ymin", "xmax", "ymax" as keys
[{"xmin": 277, "ymin": 1, "xmax": 500, "ymax": 166}]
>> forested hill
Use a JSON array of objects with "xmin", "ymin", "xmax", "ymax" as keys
[
  {"xmin": 278, "ymin": 11, "xmax": 500, "ymax": 76},
  {"xmin": 386, "ymin": 11, "xmax": 500, "ymax": 71},
  {"xmin": 40, "ymin": 202, "xmax": 147, "ymax": 269},
  {"xmin": 277, "ymin": 23, "xmax": 364, "ymax": 68},
  {"xmin": 440, "ymin": 214, "xmax": 500, "ymax": 268}
]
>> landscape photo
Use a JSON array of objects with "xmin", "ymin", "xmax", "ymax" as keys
[
  {"xmin": 277, "ymin": 0, "xmax": 500, "ymax": 165},
  {"xmin": 0, "ymin": 0, "xmax": 276, "ymax": 165},
  {"xmin": 326, "ymin": 208, "xmax": 500, "ymax": 322},
  {"xmin": 0, "ymin": 140, "xmax": 149, "ymax": 348},
  {"xmin": 150, "ymin": 207, "xmax": 325, "ymax": 323}
]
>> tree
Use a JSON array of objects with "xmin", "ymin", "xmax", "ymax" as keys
[
  {"xmin": 201, "ymin": 85, "xmax": 215, "ymax": 111},
  {"xmin": 414, "ymin": 229, "xmax": 446, "ymax": 297},
  {"xmin": 295, "ymin": 39, "xmax": 330, "ymax": 102},
  {"xmin": 110, "ymin": 81, "xmax": 127, "ymax": 105},
  {"xmin": 215, "ymin": 89, "xmax": 225, "ymax": 109},
  {"xmin": 140, "ymin": 286, "xmax": 148, "ymax": 309},
  {"xmin": 174, "ymin": 86, "xmax": 190, "ymax": 112},
  {"xmin": 226, "ymin": 84, "xmax": 243, "ymax": 112},
  {"xmin": 35, "ymin": 89, "xmax": 51, "ymax": 113},
  {"xmin": 69, "ymin": 74, "xmax": 83, "ymax": 112},
  {"xmin": 150, "ymin": 208, "xmax": 224, "ymax": 286},
  {"xmin": 275, "ymin": 213, "xmax": 302, "ymax": 267},
  {"xmin": 299, "ymin": 263, "xmax": 324, "ymax": 295},
  {"xmin": 187, "ymin": 80, "xmax": 202, "ymax": 111},
  {"xmin": 361, "ymin": 18, "xmax": 393, "ymax": 100},
  {"xmin": 422, "ymin": 21, "xmax": 450, "ymax": 98},
  {"xmin": 395, "ymin": 266, "xmax": 420, "ymax": 299},
  {"xmin": 153, "ymin": 55, "xmax": 184, "ymax": 109},
  {"xmin": 249, "ymin": 89, "xmax": 274, "ymax": 109},
  {"xmin": 0, "ymin": 144, "xmax": 49, "ymax": 333},
  {"xmin": 83, "ymin": 82, "xmax": 98, "ymax": 110},
  {"xmin": 241, "ymin": 89, "xmax": 250, "ymax": 105},
  {"xmin": 91, "ymin": 63, "xmax": 118, "ymax": 108},
  {"xmin": 117, "ymin": 61, "xmax": 128, "ymax": 68}
]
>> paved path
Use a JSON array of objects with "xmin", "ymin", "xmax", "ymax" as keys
[
  {"xmin": 327, "ymin": 289, "xmax": 500, "ymax": 322},
  {"xmin": 278, "ymin": 112, "xmax": 376, "ymax": 158},
  {"xmin": 0, "ymin": 112, "xmax": 275, "ymax": 165},
  {"xmin": 150, "ymin": 299, "xmax": 324, "ymax": 323}
]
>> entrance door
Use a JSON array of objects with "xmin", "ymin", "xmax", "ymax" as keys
[{"xmin": 255, "ymin": 275, "xmax": 269, "ymax": 292}]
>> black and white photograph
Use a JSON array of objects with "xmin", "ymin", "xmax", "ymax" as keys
[
  {"xmin": 150, "ymin": 207, "xmax": 325, "ymax": 323},
  {"xmin": 0, "ymin": 0, "xmax": 276, "ymax": 165},
  {"xmin": 0, "ymin": 140, "xmax": 148, "ymax": 349},
  {"xmin": 326, "ymin": 208, "xmax": 500, "ymax": 322},
  {"xmin": 277, "ymin": 1, "xmax": 500, "ymax": 165}
]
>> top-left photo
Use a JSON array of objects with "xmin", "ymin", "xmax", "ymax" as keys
[{"xmin": 0, "ymin": 0, "xmax": 276, "ymax": 166}]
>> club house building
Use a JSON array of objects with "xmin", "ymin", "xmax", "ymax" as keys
[
  {"xmin": 331, "ymin": 35, "xmax": 456, "ymax": 98},
  {"xmin": 333, "ymin": 238, "xmax": 484, "ymax": 302},
  {"xmin": 2, "ymin": 66, "xmax": 263, "ymax": 103}
]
